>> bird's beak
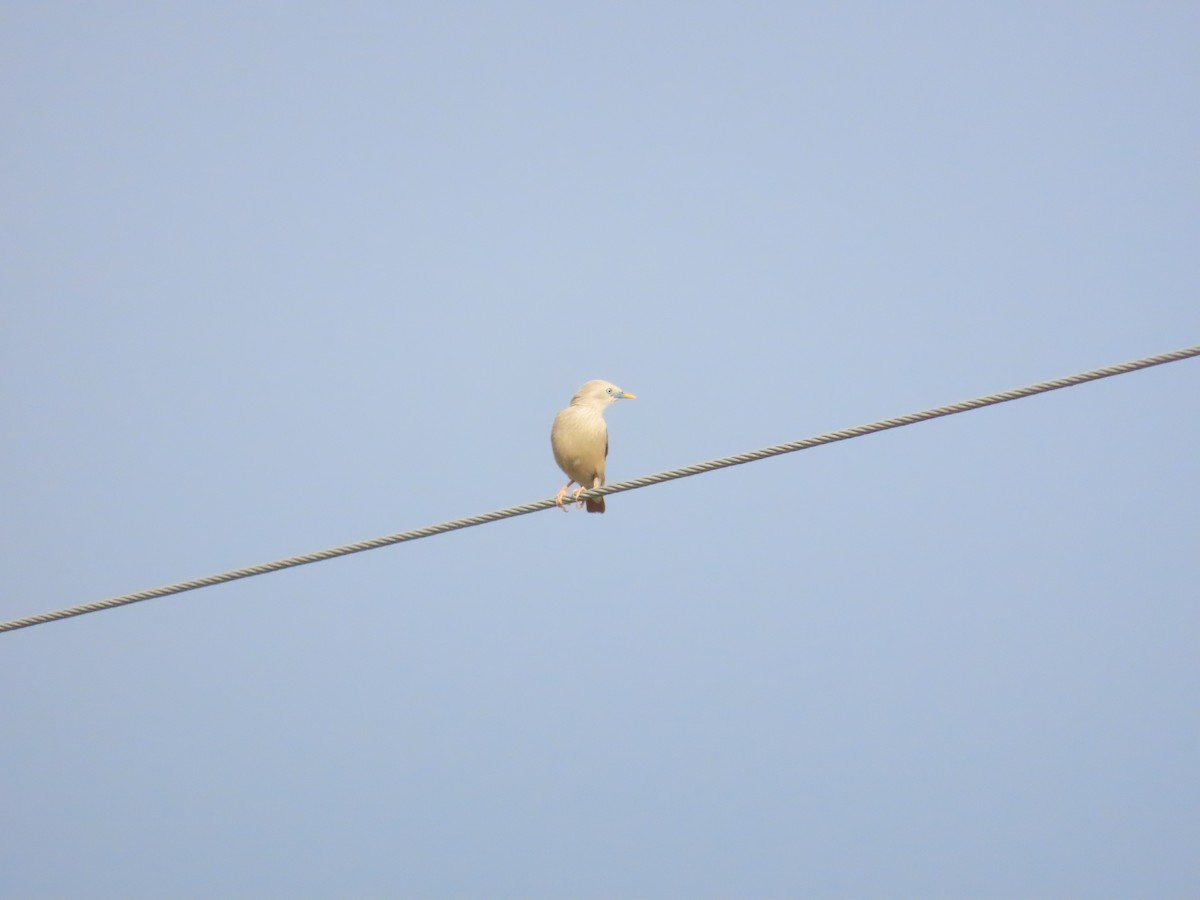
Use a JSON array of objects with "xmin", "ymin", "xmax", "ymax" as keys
[{"xmin": 618, "ymin": 391, "xmax": 636, "ymax": 400}]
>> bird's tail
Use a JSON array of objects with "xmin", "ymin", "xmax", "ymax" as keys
[{"xmin": 586, "ymin": 497, "xmax": 605, "ymax": 514}]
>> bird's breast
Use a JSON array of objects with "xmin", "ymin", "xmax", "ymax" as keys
[{"xmin": 551, "ymin": 408, "xmax": 608, "ymax": 482}]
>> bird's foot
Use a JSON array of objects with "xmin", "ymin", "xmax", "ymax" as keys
[
  {"xmin": 572, "ymin": 486, "xmax": 587, "ymax": 510},
  {"xmin": 555, "ymin": 483, "xmax": 573, "ymax": 512}
]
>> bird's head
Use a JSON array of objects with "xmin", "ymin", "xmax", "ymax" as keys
[{"xmin": 572, "ymin": 379, "xmax": 636, "ymax": 409}]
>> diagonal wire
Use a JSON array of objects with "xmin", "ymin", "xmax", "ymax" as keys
[{"xmin": 3, "ymin": 344, "xmax": 1198, "ymax": 634}]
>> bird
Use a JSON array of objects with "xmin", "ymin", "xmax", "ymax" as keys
[{"xmin": 551, "ymin": 379, "xmax": 636, "ymax": 513}]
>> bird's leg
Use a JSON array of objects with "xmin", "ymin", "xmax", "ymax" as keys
[
  {"xmin": 572, "ymin": 486, "xmax": 587, "ymax": 510},
  {"xmin": 555, "ymin": 481, "xmax": 576, "ymax": 511}
]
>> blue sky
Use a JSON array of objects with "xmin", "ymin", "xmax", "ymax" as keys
[{"xmin": 3, "ymin": 3, "xmax": 1198, "ymax": 897}]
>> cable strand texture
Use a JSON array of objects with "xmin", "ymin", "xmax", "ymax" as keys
[{"xmin": 3, "ymin": 344, "xmax": 1197, "ymax": 634}]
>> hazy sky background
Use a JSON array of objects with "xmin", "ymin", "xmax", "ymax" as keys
[{"xmin": 3, "ymin": 3, "xmax": 1198, "ymax": 897}]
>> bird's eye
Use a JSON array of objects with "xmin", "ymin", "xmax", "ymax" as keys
[{"xmin": 606, "ymin": 388, "xmax": 613, "ymax": 394}]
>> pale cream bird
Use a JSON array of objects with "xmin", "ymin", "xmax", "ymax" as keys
[{"xmin": 551, "ymin": 379, "xmax": 636, "ymax": 513}]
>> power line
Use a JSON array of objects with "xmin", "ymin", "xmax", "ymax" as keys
[{"xmin": 3, "ymin": 344, "xmax": 1198, "ymax": 634}]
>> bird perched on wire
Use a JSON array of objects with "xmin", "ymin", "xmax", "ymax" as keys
[{"xmin": 551, "ymin": 379, "xmax": 636, "ymax": 513}]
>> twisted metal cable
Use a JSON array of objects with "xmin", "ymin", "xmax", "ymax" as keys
[{"xmin": 3, "ymin": 344, "xmax": 1197, "ymax": 634}]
